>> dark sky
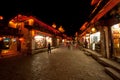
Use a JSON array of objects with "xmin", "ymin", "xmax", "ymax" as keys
[{"xmin": 0, "ymin": 0, "xmax": 94, "ymax": 36}]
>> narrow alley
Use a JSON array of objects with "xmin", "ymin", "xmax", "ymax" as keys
[{"xmin": 0, "ymin": 47, "xmax": 113, "ymax": 80}]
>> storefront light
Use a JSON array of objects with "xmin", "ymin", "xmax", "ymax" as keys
[
  {"xmin": 46, "ymin": 36, "xmax": 52, "ymax": 43},
  {"xmin": 3, "ymin": 37, "xmax": 6, "ymax": 39},
  {"xmin": 46, "ymin": 36, "xmax": 49, "ymax": 40},
  {"xmin": 19, "ymin": 38, "xmax": 24, "ymax": 41},
  {"xmin": 90, "ymin": 32, "xmax": 100, "ymax": 44},
  {"xmin": 48, "ymin": 39, "xmax": 51, "ymax": 43},
  {"xmin": 12, "ymin": 38, "xmax": 16, "ymax": 42},
  {"xmin": 35, "ymin": 35, "xmax": 43, "ymax": 39},
  {"xmin": 112, "ymin": 24, "xmax": 119, "ymax": 29},
  {"xmin": 34, "ymin": 35, "xmax": 43, "ymax": 41},
  {"xmin": 62, "ymin": 39, "xmax": 64, "ymax": 42}
]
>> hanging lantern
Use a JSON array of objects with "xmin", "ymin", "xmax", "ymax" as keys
[
  {"xmin": 52, "ymin": 23, "xmax": 56, "ymax": 28},
  {"xmin": 58, "ymin": 26, "xmax": 65, "ymax": 33},
  {"xmin": 0, "ymin": 16, "xmax": 3, "ymax": 20}
]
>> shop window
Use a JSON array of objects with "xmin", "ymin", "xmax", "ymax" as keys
[{"xmin": 111, "ymin": 23, "xmax": 120, "ymax": 57}]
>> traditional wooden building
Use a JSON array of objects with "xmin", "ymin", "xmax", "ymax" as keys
[
  {"xmin": 0, "ymin": 14, "xmax": 63, "ymax": 56},
  {"xmin": 79, "ymin": 0, "xmax": 120, "ymax": 62}
]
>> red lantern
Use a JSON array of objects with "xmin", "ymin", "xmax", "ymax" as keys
[{"xmin": 0, "ymin": 16, "xmax": 3, "ymax": 20}]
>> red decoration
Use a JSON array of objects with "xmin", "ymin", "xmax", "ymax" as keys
[{"xmin": 91, "ymin": 0, "xmax": 100, "ymax": 6}]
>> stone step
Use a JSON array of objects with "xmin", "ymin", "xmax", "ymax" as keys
[
  {"xmin": 99, "ymin": 58, "xmax": 120, "ymax": 72},
  {"xmin": 84, "ymin": 51, "xmax": 91, "ymax": 56},
  {"xmin": 115, "ymin": 56, "xmax": 120, "ymax": 63},
  {"xmin": 83, "ymin": 48, "xmax": 102, "ymax": 60},
  {"xmin": 105, "ymin": 67, "xmax": 120, "ymax": 80}
]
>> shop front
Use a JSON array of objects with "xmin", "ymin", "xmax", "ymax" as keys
[
  {"xmin": 111, "ymin": 23, "xmax": 120, "ymax": 57},
  {"xmin": 0, "ymin": 36, "xmax": 18, "ymax": 56},
  {"xmin": 45, "ymin": 36, "xmax": 52, "ymax": 47},
  {"xmin": 34, "ymin": 35, "xmax": 46, "ymax": 49},
  {"xmin": 33, "ymin": 30, "xmax": 53, "ymax": 49},
  {"xmin": 90, "ymin": 31, "xmax": 101, "ymax": 51}
]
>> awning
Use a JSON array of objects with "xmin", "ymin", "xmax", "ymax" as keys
[
  {"xmin": 11, "ymin": 15, "xmax": 60, "ymax": 34},
  {"xmin": 29, "ymin": 16, "xmax": 60, "ymax": 34},
  {"xmin": 80, "ymin": 22, "xmax": 88, "ymax": 31},
  {"xmin": 90, "ymin": 0, "xmax": 120, "ymax": 24}
]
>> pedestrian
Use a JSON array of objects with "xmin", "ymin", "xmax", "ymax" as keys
[
  {"xmin": 47, "ymin": 43, "xmax": 51, "ymax": 53},
  {"xmin": 84, "ymin": 39, "xmax": 88, "ymax": 48},
  {"xmin": 67, "ymin": 42, "xmax": 71, "ymax": 49}
]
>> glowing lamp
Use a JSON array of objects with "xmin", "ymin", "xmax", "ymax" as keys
[
  {"xmin": 0, "ymin": 37, "xmax": 3, "ymax": 41},
  {"xmin": 19, "ymin": 38, "xmax": 24, "ymax": 41},
  {"xmin": 0, "ymin": 16, "xmax": 3, "ymax": 20},
  {"xmin": 52, "ymin": 23, "xmax": 56, "ymax": 28},
  {"xmin": 91, "ymin": 27, "xmax": 96, "ymax": 32}
]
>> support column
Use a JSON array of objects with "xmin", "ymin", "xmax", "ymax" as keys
[
  {"xmin": 104, "ymin": 26, "xmax": 110, "ymax": 58},
  {"xmin": 27, "ymin": 29, "xmax": 32, "ymax": 55},
  {"xmin": 100, "ymin": 25, "xmax": 106, "ymax": 57},
  {"xmin": 52, "ymin": 35, "xmax": 57, "ymax": 47}
]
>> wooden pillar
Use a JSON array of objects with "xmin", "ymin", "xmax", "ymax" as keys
[
  {"xmin": 27, "ymin": 29, "xmax": 32, "ymax": 55},
  {"xmin": 100, "ymin": 25, "xmax": 106, "ymax": 57},
  {"xmin": 104, "ymin": 26, "xmax": 110, "ymax": 58},
  {"xmin": 52, "ymin": 35, "xmax": 57, "ymax": 47}
]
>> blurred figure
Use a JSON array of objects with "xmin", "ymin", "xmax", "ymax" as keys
[
  {"xmin": 75, "ymin": 43, "xmax": 78, "ymax": 48},
  {"xmin": 47, "ymin": 43, "xmax": 51, "ymax": 53},
  {"xmin": 68, "ymin": 43, "xmax": 70, "ymax": 49},
  {"xmin": 67, "ymin": 42, "xmax": 72, "ymax": 49},
  {"xmin": 84, "ymin": 39, "xmax": 88, "ymax": 48}
]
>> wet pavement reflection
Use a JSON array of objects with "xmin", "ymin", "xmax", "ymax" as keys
[{"xmin": 0, "ymin": 47, "xmax": 113, "ymax": 80}]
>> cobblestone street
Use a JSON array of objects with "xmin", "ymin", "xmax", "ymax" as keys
[{"xmin": 0, "ymin": 47, "xmax": 113, "ymax": 80}]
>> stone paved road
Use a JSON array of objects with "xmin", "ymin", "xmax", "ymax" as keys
[{"xmin": 0, "ymin": 47, "xmax": 113, "ymax": 80}]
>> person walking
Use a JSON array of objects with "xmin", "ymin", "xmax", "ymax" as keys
[
  {"xmin": 67, "ymin": 42, "xmax": 72, "ymax": 50},
  {"xmin": 84, "ymin": 39, "xmax": 88, "ymax": 48},
  {"xmin": 47, "ymin": 43, "xmax": 51, "ymax": 53}
]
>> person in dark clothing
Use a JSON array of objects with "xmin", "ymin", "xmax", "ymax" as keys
[
  {"xmin": 84, "ymin": 39, "xmax": 88, "ymax": 48},
  {"xmin": 67, "ymin": 42, "xmax": 70, "ymax": 49},
  {"xmin": 47, "ymin": 43, "xmax": 51, "ymax": 53}
]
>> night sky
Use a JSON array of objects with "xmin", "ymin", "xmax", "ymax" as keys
[{"xmin": 0, "ymin": 0, "xmax": 94, "ymax": 36}]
